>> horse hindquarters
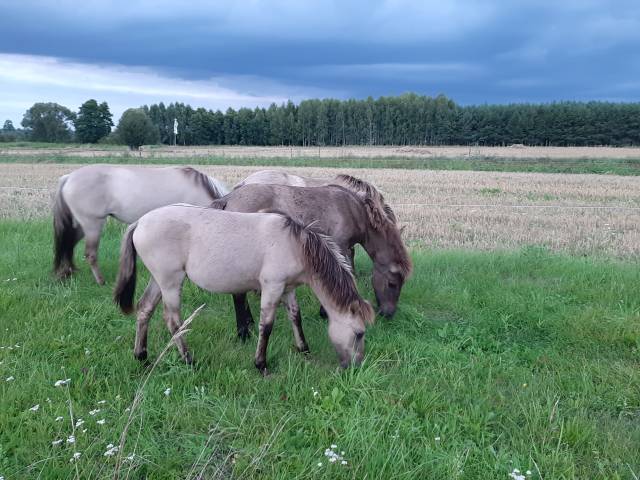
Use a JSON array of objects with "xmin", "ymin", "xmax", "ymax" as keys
[{"xmin": 53, "ymin": 176, "xmax": 84, "ymax": 278}]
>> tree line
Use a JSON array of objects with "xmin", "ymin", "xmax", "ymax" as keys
[{"xmin": 2, "ymin": 93, "xmax": 640, "ymax": 147}]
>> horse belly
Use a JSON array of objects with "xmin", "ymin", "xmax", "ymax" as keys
[{"xmin": 185, "ymin": 250, "xmax": 262, "ymax": 295}]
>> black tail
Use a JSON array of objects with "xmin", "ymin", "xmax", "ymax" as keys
[
  {"xmin": 53, "ymin": 175, "xmax": 82, "ymax": 278},
  {"xmin": 113, "ymin": 223, "xmax": 138, "ymax": 314}
]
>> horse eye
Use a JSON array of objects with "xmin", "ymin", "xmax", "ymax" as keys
[{"xmin": 355, "ymin": 331, "xmax": 364, "ymax": 341}]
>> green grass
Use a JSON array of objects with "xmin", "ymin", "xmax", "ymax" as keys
[
  {"xmin": 1, "ymin": 220, "xmax": 639, "ymax": 479},
  {"xmin": 2, "ymin": 153, "xmax": 640, "ymax": 175}
]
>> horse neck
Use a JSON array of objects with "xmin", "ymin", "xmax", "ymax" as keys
[
  {"xmin": 361, "ymin": 224, "xmax": 390, "ymax": 267},
  {"xmin": 307, "ymin": 277, "xmax": 345, "ymax": 319}
]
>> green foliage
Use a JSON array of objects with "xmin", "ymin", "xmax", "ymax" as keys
[
  {"xmin": 3, "ymin": 120, "xmax": 15, "ymax": 132},
  {"xmin": 141, "ymin": 95, "xmax": 640, "ymax": 147},
  {"xmin": 74, "ymin": 99, "xmax": 113, "ymax": 144},
  {"xmin": 116, "ymin": 108, "xmax": 159, "ymax": 149},
  {"xmin": 20, "ymin": 102, "xmax": 75, "ymax": 143},
  {"xmin": 2, "ymin": 153, "xmax": 640, "ymax": 176},
  {"xmin": 1, "ymin": 220, "xmax": 639, "ymax": 478}
]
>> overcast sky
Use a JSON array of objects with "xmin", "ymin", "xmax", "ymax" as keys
[{"xmin": 1, "ymin": 0, "xmax": 639, "ymax": 125}]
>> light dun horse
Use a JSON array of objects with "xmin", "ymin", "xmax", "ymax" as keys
[
  {"xmin": 113, "ymin": 205, "xmax": 375, "ymax": 373},
  {"xmin": 53, "ymin": 165, "xmax": 228, "ymax": 284},
  {"xmin": 211, "ymin": 183, "xmax": 411, "ymax": 335}
]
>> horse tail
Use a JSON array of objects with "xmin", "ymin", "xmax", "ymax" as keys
[
  {"xmin": 113, "ymin": 222, "xmax": 138, "ymax": 314},
  {"xmin": 53, "ymin": 174, "xmax": 81, "ymax": 278}
]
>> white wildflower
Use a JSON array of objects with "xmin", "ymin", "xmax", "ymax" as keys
[
  {"xmin": 115, "ymin": 395, "xmax": 121, "ymax": 400},
  {"xmin": 54, "ymin": 378, "xmax": 71, "ymax": 387},
  {"xmin": 312, "ymin": 387, "xmax": 320, "ymax": 398},
  {"xmin": 104, "ymin": 443, "xmax": 119, "ymax": 457},
  {"xmin": 85, "ymin": 349, "xmax": 90, "ymax": 356},
  {"xmin": 89, "ymin": 409, "xmax": 100, "ymax": 416},
  {"xmin": 52, "ymin": 439, "xmax": 63, "ymax": 446},
  {"xmin": 75, "ymin": 419, "xmax": 84, "ymax": 428},
  {"xmin": 97, "ymin": 419, "xmax": 106, "ymax": 425},
  {"xmin": 317, "ymin": 462, "xmax": 323, "ymax": 467},
  {"xmin": 29, "ymin": 404, "xmax": 40, "ymax": 412},
  {"xmin": 435, "ymin": 436, "xmax": 441, "ymax": 441},
  {"xmin": 330, "ymin": 444, "xmax": 337, "ymax": 449},
  {"xmin": 341, "ymin": 460, "xmax": 348, "ymax": 465},
  {"xmin": 329, "ymin": 457, "xmax": 337, "ymax": 463},
  {"xmin": 164, "ymin": 388, "xmax": 171, "ymax": 396},
  {"xmin": 70, "ymin": 452, "xmax": 81, "ymax": 463},
  {"xmin": 125, "ymin": 453, "xmax": 135, "ymax": 462},
  {"xmin": 526, "ymin": 471, "xmax": 532, "ymax": 476},
  {"xmin": 5, "ymin": 376, "xmax": 14, "ymax": 382},
  {"xmin": 97, "ymin": 400, "xmax": 106, "ymax": 405},
  {"xmin": 509, "ymin": 469, "xmax": 526, "ymax": 480},
  {"xmin": 66, "ymin": 435, "xmax": 75, "ymax": 444},
  {"xmin": 55, "ymin": 416, "xmax": 64, "ymax": 422}
]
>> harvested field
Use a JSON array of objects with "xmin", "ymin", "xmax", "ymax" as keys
[
  {"xmin": 2, "ymin": 144, "xmax": 640, "ymax": 159},
  {"xmin": 2, "ymin": 163, "xmax": 640, "ymax": 257}
]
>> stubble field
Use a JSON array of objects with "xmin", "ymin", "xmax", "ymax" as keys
[{"xmin": 1, "ymin": 159, "xmax": 639, "ymax": 479}]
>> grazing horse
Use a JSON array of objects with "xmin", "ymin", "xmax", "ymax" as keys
[
  {"xmin": 210, "ymin": 183, "xmax": 411, "ymax": 340},
  {"xmin": 53, "ymin": 165, "xmax": 228, "ymax": 284},
  {"xmin": 113, "ymin": 205, "xmax": 374, "ymax": 373},
  {"xmin": 235, "ymin": 170, "xmax": 397, "ymax": 223}
]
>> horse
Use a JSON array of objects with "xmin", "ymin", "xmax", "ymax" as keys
[
  {"xmin": 53, "ymin": 165, "xmax": 228, "ymax": 285},
  {"xmin": 210, "ymin": 183, "xmax": 411, "ymax": 340},
  {"xmin": 235, "ymin": 170, "xmax": 397, "ymax": 223},
  {"xmin": 112, "ymin": 205, "xmax": 374, "ymax": 374}
]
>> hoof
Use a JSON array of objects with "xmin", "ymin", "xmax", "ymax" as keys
[
  {"xmin": 134, "ymin": 350, "xmax": 148, "ymax": 362},
  {"xmin": 183, "ymin": 352, "xmax": 194, "ymax": 365},
  {"xmin": 237, "ymin": 328, "xmax": 252, "ymax": 342}
]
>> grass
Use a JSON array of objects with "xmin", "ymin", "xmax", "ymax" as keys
[
  {"xmin": 2, "ymin": 153, "xmax": 640, "ymax": 176},
  {"xmin": 1, "ymin": 220, "xmax": 639, "ymax": 479}
]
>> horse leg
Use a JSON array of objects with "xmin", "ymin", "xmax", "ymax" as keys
[
  {"xmin": 134, "ymin": 277, "xmax": 162, "ymax": 361},
  {"xmin": 81, "ymin": 217, "xmax": 106, "ymax": 285},
  {"xmin": 160, "ymin": 277, "xmax": 193, "ymax": 364},
  {"xmin": 284, "ymin": 290, "xmax": 309, "ymax": 354},
  {"xmin": 232, "ymin": 293, "xmax": 254, "ymax": 341},
  {"xmin": 255, "ymin": 284, "xmax": 284, "ymax": 376}
]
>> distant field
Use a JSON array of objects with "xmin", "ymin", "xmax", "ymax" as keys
[
  {"xmin": 2, "ymin": 145, "xmax": 640, "ymax": 175},
  {"xmin": 2, "ymin": 163, "xmax": 640, "ymax": 258}
]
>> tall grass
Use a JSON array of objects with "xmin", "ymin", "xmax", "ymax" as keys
[{"xmin": 0, "ymin": 220, "xmax": 639, "ymax": 479}]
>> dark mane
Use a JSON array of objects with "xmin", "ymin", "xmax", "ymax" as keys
[
  {"xmin": 333, "ymin": 174, "xmax": 397, "ymax": 224},
  {"xmin": 181, "ymin": 167, "xmax": 224, "ymax": 200},
  {"xmin": 361, "ymin": 196, "xmax": 412, "ymax": 280},
  {"xmin": 279, "ymin": 215, "xmax": 374, "ymax": 325}
]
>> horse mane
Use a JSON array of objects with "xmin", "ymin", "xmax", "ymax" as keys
[
  {"xmin": 362, "ymin": 196, "xmax": 412, "ymax": 280},
  {"xmin": 181, "ymin": 167, "xmax": 228, "ymax": 199},
  {"xmin": 332, "ymin": 174, "xmax": 397, "ymax": 224},
  {"xmin": 277, "ymin": 213, "xmax": 374, "ymax": 325}
]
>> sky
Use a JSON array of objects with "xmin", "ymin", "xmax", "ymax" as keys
[{"xmin": 1, "ymin": 0, "xmax": 639, "ymax": 125}]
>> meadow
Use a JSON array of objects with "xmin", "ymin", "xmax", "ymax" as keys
[{"xmin": 1, "ymin": 154, "xmax": 640, "ymax": 479}]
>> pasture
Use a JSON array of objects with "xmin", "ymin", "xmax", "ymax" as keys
[{"xmin": 1, "ymin": 158, "xmax": 640, "ymax": 479}]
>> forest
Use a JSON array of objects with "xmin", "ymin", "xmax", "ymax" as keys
[
  {"xmin": 3, "ymin": 93, "xmax": 640, "ymax": 146},
  {"xmin": 144, "ymin": 94, "xmax": 640, "ymax": 147}
]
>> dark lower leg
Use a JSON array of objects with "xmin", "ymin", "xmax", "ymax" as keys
[{"xmin": 233, "ymin": 293, "xmax": 254, "ymax": 341}]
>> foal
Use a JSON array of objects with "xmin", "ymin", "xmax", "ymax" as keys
[{"xmin": 113, "ymin": 205, "xmax": 375, "ymax": 373}]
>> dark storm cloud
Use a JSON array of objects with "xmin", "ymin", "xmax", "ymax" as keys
[{"xmin": 1, "ymin": 0, "xmax": 639, "ymax": 122}]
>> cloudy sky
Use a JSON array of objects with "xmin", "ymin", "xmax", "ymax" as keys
[{"xmin": 1, "ymin": 0, "xmax": 639, "ymax": 124}]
